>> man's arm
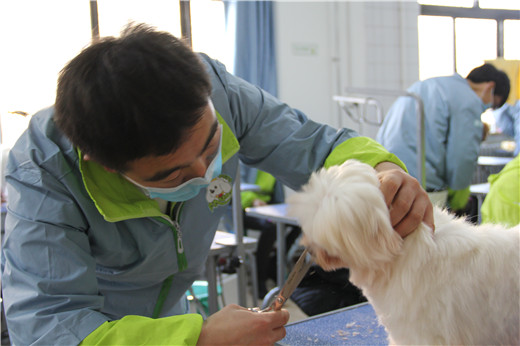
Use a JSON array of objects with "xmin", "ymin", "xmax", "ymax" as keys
[
  {"xmin": 204, "ymin": 55, "xmax": 433, "ymax": 238},
  {"xmin": 445, "ymin": 105, "xmax": 483, "ymax": 190}
]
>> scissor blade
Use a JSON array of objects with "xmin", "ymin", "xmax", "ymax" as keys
[{"xmin": 271, "ymin": 248, "xmax": 313, "ymax": 310}]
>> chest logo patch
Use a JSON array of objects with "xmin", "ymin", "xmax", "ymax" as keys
[{"xmin": 206, "ymin": 174, "xmax": 232, "ymax": 211}]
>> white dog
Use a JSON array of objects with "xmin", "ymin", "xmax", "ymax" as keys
[{"xmin": 287, "ymin": 160, "xmax": 519, "ymax": 345}]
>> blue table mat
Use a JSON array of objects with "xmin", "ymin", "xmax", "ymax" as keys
[{"xmin": 278, "ymin": 303, "xmax": 388, "ymax": 345}]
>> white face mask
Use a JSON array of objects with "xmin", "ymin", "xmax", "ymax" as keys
[{"xmin": 125, "ymin": 125, "xmax": 223, "ymax": 202}]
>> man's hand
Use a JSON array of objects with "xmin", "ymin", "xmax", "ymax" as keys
[
  {"xmin": 375, "ymin": 162, "xmax": 434, "ymax": 237},
  {"xmin": 197, "ymin": 304, "xmax": 290, "ymax": 345},
  {"xmin": 252, "ymin": 199, "xmax": 268, "ymax": 207}
]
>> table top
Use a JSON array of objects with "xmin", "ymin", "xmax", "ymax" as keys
[
  {"xmin": 278, "ymin": 303, "xmax": 387, "ymax": 345},
  {"xmin": 245, "ymin": 203, "xmax": 300, "ymax": 226},
  {"xmin": 240, "ymin": 183, "xmax": 261, "ymax": 192},
  {"xmin": 478, "ymin": 156, "xmax": 513, "ymax": 166},
  {"xmin": 470, "ymin": 182, "xmax": 490, "ymax": 195},
  {"xmin": 209, "ymin": 230, "xmax": 257, "ymax": 255}
]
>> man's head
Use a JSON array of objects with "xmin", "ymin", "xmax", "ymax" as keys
[
  {"xmin": 466, "ymin": 63, "xmax": 510, "ymax": 109},
  {"xmin": 55, "ymin": 23, "xmax": 212, "ymax": 172}
]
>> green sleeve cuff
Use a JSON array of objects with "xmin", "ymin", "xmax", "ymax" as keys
[
  {"xmin": 80, "ymin": 314, "xmax": 203, "ymax": 345},
  {"xmin": 448, "ymin": 187, "xmax": 471, "ymax": 211},
  {"xmin": 241, "ymin": 171, "xmax": 277, "ymax": 209},
  {"xmin": 324, "ymin": 137, "xmax": 407, "ymax": 171},
  {"xmin": 241, "ymin": 191, "xmax": 270, "ymax": 209}
]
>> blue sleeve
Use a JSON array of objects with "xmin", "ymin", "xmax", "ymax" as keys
[
  {"xmin": 512, "ymin": 101, "xmax": 520, "ymax": 156},
  {"xmin": 202, "ymin": 54, "xmax": 363, "ymax": 190},
  {"xmin": 445, "ymin": 104, "xmax": 483, "ymax": 190},
  {"xmin": 2, "ymin": 160, "xmax": 108, "ymax": 345}
]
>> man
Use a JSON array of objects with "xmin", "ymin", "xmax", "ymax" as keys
[
  {"xmin": 1, "ymin": 24, "xmax": 432, "ymax": 345},
  {"xmin": 493, "ymin": 100, "xmax": 520, "ymax": 156},
  {"xmin": 376, "ymin": 64, "xmax": 510, "ymax": 210}
]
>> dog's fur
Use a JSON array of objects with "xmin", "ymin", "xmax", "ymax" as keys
[{"xmin": 287, "ymin": 160, "xmax": 519, "ymax": 345}]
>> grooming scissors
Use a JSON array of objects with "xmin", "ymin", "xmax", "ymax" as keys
[{"xmin": 248, "ymin": 248, "xmax": 313, "ymax": 313}]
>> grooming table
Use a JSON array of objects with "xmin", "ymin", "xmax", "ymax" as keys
[{"xmin": 278, "ymin": 303, "xmax": 388, "ymax": 345}]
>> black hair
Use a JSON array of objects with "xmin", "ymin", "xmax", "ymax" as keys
[
  {"xmin": 466, "ymin": 63, "xmax": 510, "ymax": 108},
  {"xmin": 55, "ymin": 23, "xmax": 212, "ymax": 171}
]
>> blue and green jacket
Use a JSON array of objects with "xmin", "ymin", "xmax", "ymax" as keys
[{"xmin": 1, "ymin": 54, "xmax": 404, "ymax": 345}]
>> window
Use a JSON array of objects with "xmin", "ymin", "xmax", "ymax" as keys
[
  {"xmin": 190, "ymin": 0, "xmax": 233, "ymax": 69},
  {"xmin": 0, "ymin": 1, "xmax": 230, "ymax": 148},
  {"xmin": 418, "ymin": 16, "xmax": 454, "ymax": 80},
  {"xmin": 418, "ymin": 1, "xmax": 520, "ymax": 80},
  {"xmin": 96, "ymin": 0, "xmax": 182, "ymax": 37},
  {"xmin": 454, "ymin": 17, "xmax": 497, "ymax": 77},
  {"xmin": 504, "ymin": 20, "xmax": 520, "ymax": 59},
  {"xmin": 0, "ymin": 0, "xmax": 92, "ymax": 147},
  {"xmin": 479, "ymin": 0, "xmax": 520, "ymax": 11},
  {"xmin": 418, "ymin": 0, "xmax": 473, "ymax": 8}
]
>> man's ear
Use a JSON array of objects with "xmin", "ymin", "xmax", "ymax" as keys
[
  {"xmin": 487, "ymin": 80, "xmax": 496, "ymax": 93},
  {"xmin": 83, "ymin": 154, "xmax": 117, "ymax": 173},
  {"xmin": 480, "ymin": 81, "xmax": 496, "ymax": 104}
]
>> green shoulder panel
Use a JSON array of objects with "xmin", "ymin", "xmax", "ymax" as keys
[
  {"xmin": 216, "ymin": 111, "xmax": 240, "ymax": 164},
  {"xmin": 324, "ymin": 137, "xmax": 407, "ymax": 171},
  {"xmin": 80, "ymin": 314, "xmax": 203, "ymax": 345}
]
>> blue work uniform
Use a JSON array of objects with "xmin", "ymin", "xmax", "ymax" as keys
[
  {"xmin": 493, "ymin": 100, "xmax": 520, "ymax": 156},
  {"xmin": 376, "ymin": 74, "xmax": 487, "ymax": 192},
  {"xmin": 1, "ymin": 54, "xmax": 404, "ymax": 345}
]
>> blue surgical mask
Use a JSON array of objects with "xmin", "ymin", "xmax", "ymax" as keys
[
  {"xmin": 482, "ymin": 88, "xmax": 494, "ymax": 110},
  {"xmin": 125, "ymin": 125, "xmax": 223, "ymax": 202}
]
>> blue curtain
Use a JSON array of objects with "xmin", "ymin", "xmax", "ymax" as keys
[{"xmin": 224, "ymin": 1, "xmax": 278, "ymax": 97}]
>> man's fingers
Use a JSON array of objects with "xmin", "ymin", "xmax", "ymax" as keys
[
  {"xmin": 264, "ymin": 308, "xmax": 290, "ymax": 327},
  {"xmin": 389, "ymin": 191, "xmax": 413, "ymax": 228},
  {"xmin": 378, "ymin": 172, "xmax": 401, "ymax": 207},
  {"xmin": 393, "ymin": 191, "xmax": 435, "ymax": 237},
  {"xmin": 271, "ymin": 326, "xmax": 287, "ymax": 343},
  {"xmin": 423, "ymin": 199, "xmax": 435, "ymax": 231}
]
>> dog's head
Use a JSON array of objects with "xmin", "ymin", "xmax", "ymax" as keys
[{"xmin": 287, "ymin": 160, "xmax": 402, "ymax": 272}]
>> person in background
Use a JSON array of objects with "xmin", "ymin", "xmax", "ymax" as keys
[
  {"xmin": 240, "ymin": 166, "xmax": 300, "ymax": 298},
  {"xmin": 481, "ymin": 155, "xmax": 520, "ymax": 228},
  {"xmin": 493, "ymin": 100, "xmax": 520, "ymax": 156},
  {"xmin": 377, "ymin": 64, "xmax": 510, "ymax": 211},
  {"xmin": 1, "ymin": 23, "xmax": 433, "ymax": 345}
]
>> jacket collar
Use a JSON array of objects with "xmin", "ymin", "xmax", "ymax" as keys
[{"xmin": 79, "ymin": 112, "xmax": 239, "ymax": 222}]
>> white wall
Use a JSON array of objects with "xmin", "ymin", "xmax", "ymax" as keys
[{"xmin": 275, "ymin": 1, "xmax": 419, "ymax": 139}]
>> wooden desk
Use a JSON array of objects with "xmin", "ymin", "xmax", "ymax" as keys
[
  {"xmin": 245, "ymin": 203, "xmax": 299, "ymax": 288},
  {"xmin": 278, "ymin": 303, "xmax": 387, "ymax": 345}
]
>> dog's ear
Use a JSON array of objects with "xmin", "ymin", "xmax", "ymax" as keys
[
  {"xmin": 314, "ymin": 248, "xmax": 346, "ymax": 271},
  {"xmin": 289, "ymin": 161, "xmax": 403, "ymax": 273}
]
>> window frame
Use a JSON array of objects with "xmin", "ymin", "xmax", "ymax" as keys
[
  {"xmin": 420, "ymin": 2, "xmax": 520, "ymax": 69},
  {"xmin": 89, "ymin": 0, "xmax": 193, "ymax": 46}
]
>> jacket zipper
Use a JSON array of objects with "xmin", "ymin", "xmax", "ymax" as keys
[{"xmin": 152, "ymin": 201, "xmax": 187, "ymax": 318}]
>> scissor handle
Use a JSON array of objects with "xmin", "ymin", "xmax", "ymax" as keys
[
  {"xmin": 248, "ymin": 306, "xmax": 271, "ymax": 313},
  {"xmin": 248, "ymin": 296, "xmax": 285, "ymax": 313}
]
